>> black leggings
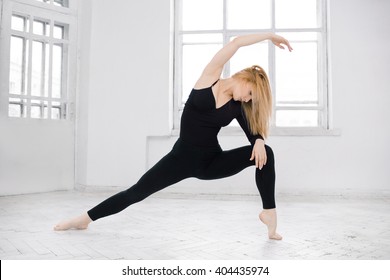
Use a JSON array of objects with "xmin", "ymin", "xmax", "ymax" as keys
[{"xmin": 87, "ymin": 139, "xmax": 276, "ymax": 221}]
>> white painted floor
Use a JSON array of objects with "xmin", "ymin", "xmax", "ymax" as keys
[{"xmin": 0, "ymin": 190, "xmax": 389, "ymax": 260}]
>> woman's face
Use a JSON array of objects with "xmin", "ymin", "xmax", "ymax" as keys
[{"xmin": 233, "ymin": 82, "xmax": 253, "ymax": 103}]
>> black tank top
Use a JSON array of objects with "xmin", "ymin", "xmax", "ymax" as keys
[{"xmin": 180, "ymin": 80, "xmax": 263, "ymax": 147}]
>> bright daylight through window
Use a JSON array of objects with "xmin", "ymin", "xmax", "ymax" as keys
[
  {"xmin": 7, "ymin": 0, "xmax": 72, "ymax": 120},
  {"xmin": 174, "ymin": 0, "xmax": 328, "ymax": 132}
]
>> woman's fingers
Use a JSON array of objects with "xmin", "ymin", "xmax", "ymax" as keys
[
  {"xmin": 251, "ymin": 142, "xmax": 268, "ymax": 169},
  {"xmin": 257, "ymin": 152, "xmax": 267, "ymax": 169},
  {"xmin": 273, "ymin": 36, "xmax": 293, "ymax": 52},
  {"xmin": 256, "ymin": 153, "xmax": 264, "ymax": 170},
  {"xmin": 281, "ymin": 38, "xmax": 293, "ymax": 51}
]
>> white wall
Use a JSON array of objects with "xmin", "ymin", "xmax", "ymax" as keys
[
  {"xmin": 78, "ymin": 0, "xmax": 390, "ymax": 197},
  {"xmin": 76, "ymin": 0, "xmax": 172, "ymax": 188}
]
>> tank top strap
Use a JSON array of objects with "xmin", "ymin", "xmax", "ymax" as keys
[{"xmin": 211, "ymin": 79, "xmax": 219, "ymax": 87}]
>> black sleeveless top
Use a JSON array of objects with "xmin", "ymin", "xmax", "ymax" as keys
[{"xmin": 180, "ymin": 80, "xmax": 263, "ymax": 147}]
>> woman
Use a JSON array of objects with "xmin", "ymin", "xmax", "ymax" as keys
[{"xmin": 55, "ymin": 32, "xmax": 292, "ymax": 240}]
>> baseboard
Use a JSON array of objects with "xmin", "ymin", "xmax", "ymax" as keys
[{"xmin": 74, "ymin": 184, "xmax": 390, "ymax": 201}]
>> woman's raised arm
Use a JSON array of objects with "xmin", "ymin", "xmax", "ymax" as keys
[{"xmin": 195, "ymin": 33, "xmax": 292, "ymax": 88}]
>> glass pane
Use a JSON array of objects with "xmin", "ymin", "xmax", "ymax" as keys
[
  {"xmin": 9, "ymin": 104, "xmax": 22, "ymax": 117},
  {"xmin": 276, "ymin": 110, "xmax": 318, "ymax": 127},
  {"xmin": 31, "ymin": 41, "xmax": 44, "ymax": 96},
  {"xmin": 9, "ymin": 36, "xmax": 25, "ymax": 95},
  {"xmin": 44, "ymin": 43, "xmax": 50, "ymax": 97},
  {"xmin": 275, "ymin": 0, "xmax": 319, "ymax": 28},
  {"xmin": 182, "ymin": 0, "xmax": 223, "ymax": 31},
  {"xmin": 54, "ymin": 0, "xmax": 68, "ymax": 7},
  {"xmin": 31, "ymin": 100, "xmax": 42, "ymax": 119},
  {"xmin": 33, "ymin": 20, "xmax": 44, "ymax": 35},
  {"xmin": 182, "ymin": 34, "xmax": 223, "ymax": 44},
  {"xmin": 276, "ymin": 42, "xmax": 318, "ymax": 103},
  {"xmin": 34, "ymin": 20, "xmax": 51, "ymax": 36},
  {"xmin": 9, "ymin": 98, "xmax": 27, "ymax": 118},
  {"xmin": 278, "ymin": 32, "xmax": 319, "ymax": 42},
  {"xmin": 230, "ymin": 41, "xmax": 268, "ymax": 76},
  {"xmin": 52, "ymin": 44, "xmax": 63, "ymax": 98},
  {"xmin": 182, "ymin": 44, "xmax": 222, "ymax": 103},
  {"xmin": 35, "ymin": 0, "xmax": 68, "ymax": 7},
  {"xmin": 227, "ymin": 0, "xmax": 271, "ymax": 29},
  {"xmin": 53, "ymin": 24, "xmax": 64, "ymax": 39},
  {"xmin": 43, "ymin": 101, "xmax": 49, "ymax": 119},
  {"xmin": 45, "ymin": 23, "xmax": 51, "ymax": 37},
  {"xmin": 11, "ymin": 15, "xmax": 26, "ymax": 32},
  {"xmin": 52, "ymin": 101, "xmax": 61, "ymax": 119}
]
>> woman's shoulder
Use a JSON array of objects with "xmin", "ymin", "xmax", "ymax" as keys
[
  {"xmin": 193, "ymin": 71, "xmax": 220, "ymax": 90},
  {"xmin": 193, "ymin": 79, "xmax": 219, "ymax": 91}
]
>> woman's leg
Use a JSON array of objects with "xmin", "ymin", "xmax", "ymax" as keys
[
  {"xmin": 198, "ymin": 145, "xmax": 276, "ymax": 209},
  {"xmin": 54, "ymin": 151, "xmax": 193, "ymax": 230},
  {"xmin": 198, "ymin": 144, "xmax": 281, "ymax": 240},
  {"xmin": 87, "ymin": 152, "xmax": 193, "ymax": 221}
]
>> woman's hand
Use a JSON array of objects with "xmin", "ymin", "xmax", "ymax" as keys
[
  {"xmin": 250, "ymin": 139, "xmax": 267, "ymax": 170},
  {"xmin": 270, "ymin": 34, "xmax": 293, "ymax": 52}
]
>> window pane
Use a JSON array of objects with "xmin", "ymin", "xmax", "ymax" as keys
[
  {"xmin": 278, "ymin": 32, "xmax": 319, "ymax": 41},
  {"xmin": 33, "ymin": 20, "xmax": 44, "ymax": 35},
  {"xmin": 31, "ymin": 41, "xmax": 44, "ymax": 96},
  {"xmin": 276, "ymin": 110, "xmax": 318, "ymax": 127},
  {"xmin": 182, "ymin": 44, "xmax": 222, "ymax": 102},
  {"xmin": 275, "ymin": 0, "xmax": 319, "ymax": 28},
  {"xmin": 227, "ymin": 0, "xmax": 271, "ymax": 29},
  {"xmin": 45, "ymin": 22, "xmax": 51, "ymax": 36},
  {"xmin": 53, "ymin": 24, "xmax": 64, "ymax": 39},
  {"xmin": 182, "ymin": 0, "xmax": 223, "ymax": 31},
  {"xmin": 276, "ymin": 42, "xmax": 318, "ymax": 103},
  {"xmin": 52, "ymin": 44, "xmax": 63, "ymax": 98},
  {"xmin": 33, "ymin": 20, "xmax": 51, "ymax": 36},
  {"xmin": 31, "ymin": 100, "xmax": 43, "ymax": 118},
  {"xmin": 44, "ymin": 43, "xmax": 50, "ymax": 97},
  {"xmin": 230, "ymin": 41, "xmax": 268, "ymax": 76},
  {"xmin": 9, "ymin": 36, "xmax": 25, "ymax": 95},
  {"xmin": 54, "ymin": 0, "xmax": 69, "ymax": 7},
  {"xmin": 28, "ymin": 100, "xmax": 49, "ymax": 119},
  {"xmin": 52, "ymin": 101, "xmax": 62, "ymax": 119},
  {"xmin": 9, "ymin": 98, "xmax": 27, "ymax": 118},
  {"xmin": 182, "ymin": 34, "xmax": 222, "ymax": 44},
  {"xmin": 36, "ymin": 0, "xmax": 69, "ymax": 7},
  {"xmin": 11, "ymin": 15, "xmax": 26, "ymax": 32}
]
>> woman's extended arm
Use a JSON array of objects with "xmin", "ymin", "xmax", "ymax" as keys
[{"xmin": 195, "ymin": 33, "xmax": 292, "ymax": 88}]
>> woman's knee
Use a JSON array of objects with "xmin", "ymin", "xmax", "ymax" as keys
[{"xmin": 123, "ymin": 185, "xmax": 147, "ymax": 204}]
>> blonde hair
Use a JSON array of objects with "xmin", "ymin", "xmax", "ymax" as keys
[{"xmin": 232, "ymin": 65, "xmax": 272, "ymax": 138}]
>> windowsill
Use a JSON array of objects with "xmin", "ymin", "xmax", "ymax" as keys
[
  {"xmin": 170, "ymin": 127, "xmax": 341, "ymax": 137},
  {"xmin": 269, "ymin": 127, "xmax": 342, "ymax": 136}
]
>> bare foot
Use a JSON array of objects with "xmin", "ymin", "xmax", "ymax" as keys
[
  {"xmin": 54, "ymin": 213, "xmax": 92, "ymax": 231},
  {"xmin": 259, "ymin": 209, "xmax": 283, "ymax": 240}
]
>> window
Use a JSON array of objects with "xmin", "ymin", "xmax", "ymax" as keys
[
  {"xmin": 34, "ymin": 0, "xmax": 69, "ymax": 8},
  {"xmin": 2, "ymin": 0, "xmax": 75, "ymax": 120},
  {"xmin": 174, "ymin": 0, "xmax": 329, "ymax": 134}
]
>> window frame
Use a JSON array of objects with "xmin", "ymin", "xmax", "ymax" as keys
[
  {"xmin": 0, "ymin": 0, "xmax": 77, "ymax": 121},
  {"xmin": 173, "ymin": 0, "xmax": 335, "ymax": 136}
]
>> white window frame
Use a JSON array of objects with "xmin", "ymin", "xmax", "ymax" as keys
[
  {"xmin": 173, "ymin": 0, "xmax": 336, "ymax": 136},
  {"xmin": 0, "ymin": 0, "xmax": 77, "ymax": 121}
]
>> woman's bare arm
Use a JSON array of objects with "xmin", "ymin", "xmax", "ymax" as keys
[{"xmin": 194, "ymin": 33, "xmax": 292, "ymax": 88}]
